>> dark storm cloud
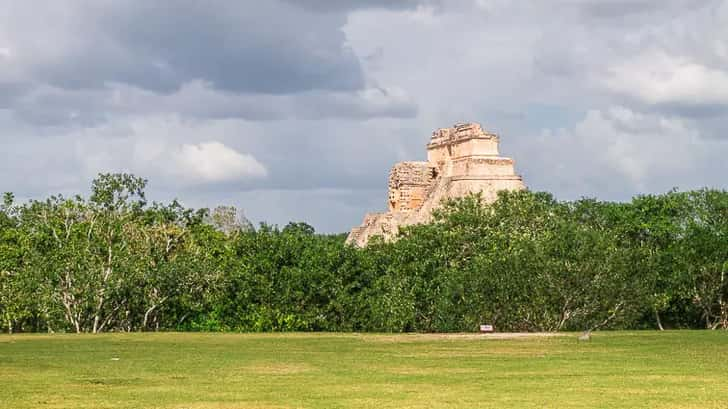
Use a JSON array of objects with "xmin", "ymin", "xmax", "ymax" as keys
[
  {"xmin": 282, "ymin": 0, "xmax": 434, "ymax": 12},
  {"xmin": 2, "ymin": 0, "xmax": 727, "ymax": 234},
  {"xmin": 6, "ymin": 82, "xmax": 417, "ymax": 127},
  {"xmin": 0, "ymin": 82, "xmax": 28, "ymax": 108},
  {"xmin": 577, "ymin": 0, "xmax": 666, "ymax": 18},
  {"xmin": 651, "ymin": 102, "xmax": 728, "ymax": 120},
  {"xmin": 24, "ymin": 1, "xmax": 365, "ymax": 94},
  {"xmin": 0, "ymin": 0, "xmax": 421, "ymax": 125},
  {"xmin": 578, "ymin": 0, "xmax": 702, "ymax": 19}
]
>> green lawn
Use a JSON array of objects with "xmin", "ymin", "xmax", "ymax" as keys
[{"xmin": 1, "ymin": 331, "xmax": 727, "ymax": 408}]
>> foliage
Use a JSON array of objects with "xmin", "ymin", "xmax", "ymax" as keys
[{"xmin": 0, "ymin": 173, "xmax": 726, "ymax": 333}]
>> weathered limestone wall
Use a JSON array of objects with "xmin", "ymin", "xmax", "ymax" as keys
[
  {"xmin": 449, "ymin": 157, "xmax": 516, "ymax": 177},
  {"xmin": 347, "ymin": 122, "xmax": 525, "ymax": 246},
  {"xmin": 448, "ymin": 138, "xmax": 500, "ymax": 159},
  {"xmin": 388, "ymin": 162, "xmax": 437, "ymax": 212}
]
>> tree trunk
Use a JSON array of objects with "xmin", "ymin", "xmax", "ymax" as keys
[
  {"xmin": 654, "ymin": 309, "xmax": 664, "ymax": 331},
  {"xmin": 92, "ymin": 266, "xmax": 113, "ymax": 334},
  {"xmin": 720, "ymin": 269, "xmax": 727, "ymax": 329},
  {"xmin": 720, "ymin": 300, "xmax": 728, "ymax": 330},
  {"xmin": 61, "ymin": 297, "xmax": 81, "ymax": 333},
  {"xmin": 588, "ymin": 302, "xmax": 624, "ymax": 333},
  {"xmin": 93, "ymin": 241, "xmax": 115, "ymax": 334},
  {"xmin": 96, "ymin": 303, "xmax": 121, "ymax": 333},
  {"xmin": 60, "ymin": 272, "xmax": 82, "ymax": 333},
  {"xmin": 178, "ymin": 313, "xmax": 189, "ymax": 326},
  {"xmin": 92, "ymin": 288, "xmax": 106, "ymax": 333},
  {"xmin": 143, "ymin": 295, "xmax": 167, "ymax": 331},
  {"xmin": 143, "ymin": 305, "xmax": 156, "ymax": 330}
]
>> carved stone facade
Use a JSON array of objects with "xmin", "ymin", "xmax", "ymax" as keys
[
  {"xmin": 346, "ymin": 122, "xmax": 525, "ymax": 246},
  {"xmin": 388, "ymin": 162, "xmax": 437, "ymax": 213}
]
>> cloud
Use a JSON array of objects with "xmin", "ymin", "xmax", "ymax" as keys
[
  {"xmin": 171, "ymin": 142, "xmax": 267, "ymax": 184},
  {"xmin": 604, "ymin": 52, "xmax": 728, "ymax": 107},
  {"xmin": 517, "ymin": 106, "xmax": 728, "ymax": 199},
  {"xmin": 575, "ymin": 0, "xmax": 696, "ymax": 19},
  {"xmin": 0, "ymin": 0, "xmax": 420, "ymax": 124},
  {"xmin": 8, "ymin": 81, "xmax": 417, "ymax": 126},
  {"xmin": 0, "ymin": 115, "xmax": 267, "ymax": 196},
  {"xmin": 80, "ymin": 117, "xmax": 269, "ymax": 189},
  {"xmin": 1, "ymin": 1, "xmax": 364, "ymax": 95},
  {"xmin": 283, "ymin": 0, "xmax": 435, "ymax": 12},
  {"xmin": 1, "ymin": 0, "xmax": 727, "ymax": 234}
]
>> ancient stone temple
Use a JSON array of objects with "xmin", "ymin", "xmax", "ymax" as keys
[{"xmin": 346, "ymin": 123, "xmax": 525, "ymax": 246}]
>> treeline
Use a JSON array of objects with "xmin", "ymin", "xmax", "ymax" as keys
[{"xmin": 0, "ymin": 174, "xmax": 726, "ymax": 333}]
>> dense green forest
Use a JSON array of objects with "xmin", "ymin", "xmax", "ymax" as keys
[{"xmin": 0, "ymin": 174, "xmax": 726, "ymax": 334}]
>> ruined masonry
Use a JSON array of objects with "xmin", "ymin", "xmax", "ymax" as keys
[{"xmin": 346, "ymin": 123, "xmax": 526, "ymax": 246}]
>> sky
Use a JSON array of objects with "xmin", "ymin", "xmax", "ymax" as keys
[{"xmin": 1, "ymin": 0, "xmax": 727, "ymax": 233}]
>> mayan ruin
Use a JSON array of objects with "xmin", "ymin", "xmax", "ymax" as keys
[{"xmin": 347, "ymin": 123, "xmax": 526, "ymax": 246}]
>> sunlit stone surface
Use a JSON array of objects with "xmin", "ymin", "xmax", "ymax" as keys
[{"xmin": 347, "ymin": 123, "xmax": 525, "ymax": 246}]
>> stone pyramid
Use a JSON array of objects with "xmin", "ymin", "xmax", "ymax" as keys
[{"xmin": 346, "ymin": 122, "xmax": 525, "ymax": 246}]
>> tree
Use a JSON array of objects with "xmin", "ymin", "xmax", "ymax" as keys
[
  {"xmin": 206, "ymin": 205, "xmax": 254, "ymax": 235},
  {"xmin": 86, "ymin": 173, "xmax": 148, "ymax": 333},
  {"xmin": 546, "ymin": 199, "xmax": 641, "ymax": 334},
  {"xmin": 608, "ymin": 192, "xmax": 687, "ymax": 330},
  {"xmin": 18, "ymin": 174, "xmax": 148, "ymax": 333},
  {"xmin": 1, "ymin": 174, "xmax": 725, "ymax": 334},
  {"xmin": 679, "ymin": 189, "xmax": 728, "ymax": 329},
  {"xmin": 0, "ymin": 193, "xmax": 29, "ymax": 333},
  {"xmin": 133, "ymin": 201, "xmax": 215, "ymax": 331}
]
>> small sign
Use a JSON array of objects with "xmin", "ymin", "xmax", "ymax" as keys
[{"xmin": 479, "ymin": 324, "xmax": 494, "ymax": 333}]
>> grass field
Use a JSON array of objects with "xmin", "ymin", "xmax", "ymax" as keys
[{"xmin": 1, "ymin": 331, "xmax": 727, "ymax": 408}]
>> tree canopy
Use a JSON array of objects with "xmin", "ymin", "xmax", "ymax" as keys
[{"xmin": 0, "ymin": 174, "xmax": 726, "ymax": 333}]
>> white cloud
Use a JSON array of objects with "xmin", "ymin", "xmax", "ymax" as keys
[
  {"xmin": 171, "ymin": 142, "xmax": 267, "ymax": 184},
  {"xmin": 92, "ymin": 117, "xmax": 269, "ymax": 187},
  {"xmin": 0, "ymin": 115, "xmax": 268, "ymax": 196},
  {"xmin": 604, "ymin": 52, "xmax": 728, "ymax": 106},
  {"xmin": 574, "ymin": 107, "xmax": 696, "ymax": 187},
  {"xmin": 2, "ymin": 0, "xmax": 728, "ymax": 233},
  {"xmin": 518, "ymin": 106, "xmax": 728, "ymax": 199}
]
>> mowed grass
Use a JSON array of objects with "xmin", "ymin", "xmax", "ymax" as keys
[{"xmin": 1, "ymin": 331, "xmax": 727, "ymax": 408}]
